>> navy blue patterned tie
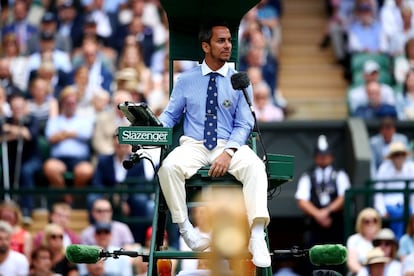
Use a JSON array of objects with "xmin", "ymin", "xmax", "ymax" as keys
[{"xmin": 204, "ymin": 72, "xmax": 219, "ymax": 150}]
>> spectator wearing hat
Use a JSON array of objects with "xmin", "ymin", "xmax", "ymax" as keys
[
  {"xmin": 399, "ymin": 214, "xmax": 414, "ymax": 259},
  {"xmin": 370, "ymin": 116, "xmax": 409, "ymax": 177},
  {"xmin": 356, "ymin": 247, "xmax": 391, "ymax": 276},
  {"xmin": 374, "ymin": 141, "xmax": 414, "ymax": 239},
  {"xmin": 348, "ymin": 60, "xmax": 396, "ymax": 114},
  {"xmin": 78, "ymin": 222, "xmax": 133, "ymax": 276},
  {"xmin": 27, "ymin": 30, "xmax": 72, "ymax": 75},
  {"xmin": 295, "ymin": 135, "xmax": 351, "ymax": 248},
  {"xmin": 26, "ymin": 12, "xmax": 72, "ymax": 55},
  {"xmin": 372, "ymin": 228, "xmax": 402, "ymax": 274},
  {"xmin": 43, "ymin": 86, "xmax": 95, "ymax": 204}
]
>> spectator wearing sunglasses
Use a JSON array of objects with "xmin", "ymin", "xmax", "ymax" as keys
[
  {"xmin": 346, "ymin": 207, "xmax": 382, "ymax": 275},
  {"xmin": 41, "ymin": 223, "xmax": 77, "ymax": 276},
  {"xmin": 372, "ymin": 228, "xmax": 402, "ymax": 275},
  {"xmin": 78, "ymin": 223, "xmax": 133, "ymax": 276},
  {"xmin": 80, "ymin": 198, "xmax": 134, "ymax": 248}
]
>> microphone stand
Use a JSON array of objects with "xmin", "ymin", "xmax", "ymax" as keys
[
  {"xmin": 271, "ymin": 246, "xmax": 309, "ymax": 259},
  {"xmin": 99, "ymin": 248, "xmax": 141, "ymax": 259},
  {"xmin": 240, "ymin": 88, "xmax": 271, "ymax": 180}
]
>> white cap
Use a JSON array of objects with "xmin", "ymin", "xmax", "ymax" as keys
[{"xmin": 363, "ymin": 60, "xmax": 380, "ymax": 74}]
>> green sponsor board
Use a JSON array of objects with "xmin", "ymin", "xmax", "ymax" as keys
[{"xmin": 118, "ymin": 126, "xmax": 172, "ymax": 145}]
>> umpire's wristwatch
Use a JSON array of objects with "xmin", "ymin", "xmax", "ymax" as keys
[{"xmin": 224, "ymin": 148, "xmax": 236, "ymax": 158}]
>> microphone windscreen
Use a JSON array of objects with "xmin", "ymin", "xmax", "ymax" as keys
[
  {"xmin": 309, "ymin": 244, "xmax": 347, "ymax": 266},
  {"xmin": 66, "ymin": 244, "xmax": 101, "ymax": 264},
  {"xmin": 231, "ymin": 72, "xmax": 250, "ymax": 90}
]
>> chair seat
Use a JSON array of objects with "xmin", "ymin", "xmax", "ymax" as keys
[{"xmin": 186, "ymin": 153, "xmax": 294, "ymax": 190}]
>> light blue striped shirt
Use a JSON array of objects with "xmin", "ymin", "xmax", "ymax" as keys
[{"xmin": 159, "ymin": 61, "xmax": 254, "ymax": 149}]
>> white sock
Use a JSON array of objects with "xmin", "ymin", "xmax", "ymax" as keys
[
  {"xmin": 178, "ymin": 218, "xmax": 193, "ymax": 233},
  {"xmin": 250, "ymin": 218, "xmax": 265, "ymax": 239}
]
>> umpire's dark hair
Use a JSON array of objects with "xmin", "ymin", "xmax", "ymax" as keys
[{"xmin": 198, "ymin": 19, "xmax": 230, "ymax": 44}]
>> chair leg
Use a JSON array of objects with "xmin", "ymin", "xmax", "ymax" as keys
[{"xmin": 148, "ymin": 185, "xmax": 169, "ymax": 276}]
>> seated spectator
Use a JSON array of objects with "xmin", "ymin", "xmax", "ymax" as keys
[
  {"xmin": 399, "ymin": 213, "xmax": 414, "ymax": 260},
  {"xmin": 78, "ymin": 223, "xmax": 133, "ymax": 276},
  {"xmin": 252, "ymin": 81, "xmax": 284, "ymax": 122},
  {"xmin": 27, "ymin": 31, "xmax": 72, "ymax": 75},
  {"xmin": 81, "ymin": 198, "xmax": 135, "ymax": 248},
  {"xmin": 352, "ymin": 81, "xmax": 398, "ymax": 120},
  {"xmin": 2, "ymin": 94, "xmax": 43, "ymax": 216},
  {"xmin": 41, "ymin": 223, "xmax": 78, "ymax": 276},
  {"xmin": 27, "ymin": 77, "xmax": 59, "ymax": 135},
  {"xmin": 43, "ymin": 86, "xmax": 95, "ymax": 204},
  {"xmin": 0, "ymin": 220, "xmax": 29, "ymax": 276},
  {"xmin": 370, "ymin": 116, "xmax": 409, "ymax": 177},
  {"xmin": 57, "ymin": 0, "xmax": 86, "ymax": 51},
  {"xmin": 347, "ymin": 0, "xmax": 388, "ymax": 54},
  {"xmin": 386, "ymin": 3, "xmax": 414, "ymax": 57},
  {"xmin": 348, "ymin": 60, "xmax": 395, "ymax": 114},
  {"xmin": 395, "ymin": 37, "xmax": 414, "ymax": 85},
  {"xmin": 0, "ymin": 33, "xmax": 30, "ymax": 92},
  {"xmin": 0, "ymin": 57, "xmax": 23, "ymax": 100},
  {"xmin": 238, "ymin": 28, "xmax": 278, "ymax": 97},
  {"xmin": 88, "ymin": 134, "xmax": 153, "ymax": 244},
  {"xmin": 33, "ymin": 202, "xmax": 81, "ymax": 249},
  {"xmin": 0, "ymin": 200, "xmax": 32, "ymax": 260},
  {"xmin": 347, "ymin": 207, "xmax": 382, "ymax": 275},
  {"xmin": 117, "ymin": 45, "xmax": 153, "ymax": 98},
  {"xmin": 374, "ymin": 141, "xmax": 414, "ymax": 239},
  {"xmin": 402, "ymin": 252, "xmax": 414, "ymax": 275},
  {"xmin": 398, "ymin": 69, "xmax": 414, "ymax": 120},
  {"xmin": 92, "ymin": 90, "xmax": 132, "ymax": 156},
  {"xmin": 70, "ymin": 66, "xmax": 109, "ymax": 119},
  {"xmin": 356, "ymin": 247, "xmax": 391, "ymax": 276},
  {"xmin": 29, "ymin": 245, "xmax": 59, "ymax": 276},
  {"xmin": 78, "ymin": 222, "xmax": 133, "ymax": 276},
  {"xmin": 71, "ymin": 36, "xmax": 114, "ymax": 92},
  {"xmin": 26, "ymin": 11, "xmax": 72, "ymax": 55},
  {"xmin": 29, "ymin": 60, "xmax": 72, "ymax": 99},
  {"xmin": 1, "ymin": 0, "xmax": 38, "ymax": 55},
  {"xmin": 372, "ymin": 228, "xmax": 402, "ymax": 275}
]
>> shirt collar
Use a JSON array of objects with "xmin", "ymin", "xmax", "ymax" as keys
[{"xmin": 201, "ymin": 60, "xmax": 229, "ymax": 77}]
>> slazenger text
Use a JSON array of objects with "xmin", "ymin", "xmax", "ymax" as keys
[{"xmin": 122, "ymin": 131, "xmax": 168, "ymax": 142}]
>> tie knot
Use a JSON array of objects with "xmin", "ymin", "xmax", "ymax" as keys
[{"xmin": 209, "ymin": 72, "xmax": 219, "ymax": 80}]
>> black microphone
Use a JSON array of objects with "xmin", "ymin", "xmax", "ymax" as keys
[
  {"xmin": 231, "ymin": 72, "xmax": 254, "ymax": 113},
  {"xmin": 122, "ymin": 153, "xmax": 142, "ymax": 170}
]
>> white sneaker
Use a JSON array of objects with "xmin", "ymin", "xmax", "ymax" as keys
[
  {"xmin": 248, "ymin": 234, "xmax": 271, "ymax": 267},
  {"xmin": 180, "ymin": 228, "xmax": 210, "ymax": 252}
]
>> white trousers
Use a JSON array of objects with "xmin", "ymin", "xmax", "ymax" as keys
[{"xmin": 157, "ymin": 136, "xmax": 270, "ymax": 227}]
